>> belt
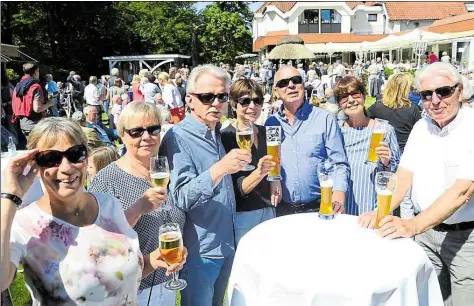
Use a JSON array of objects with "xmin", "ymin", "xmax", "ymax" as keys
[
  {"xmin": 432, "ymin": 221, "xmax": 474, "ymax": 232},
  {"xmin": 281, "ymin": 199, "xmax": 320, "ymax": 213}
]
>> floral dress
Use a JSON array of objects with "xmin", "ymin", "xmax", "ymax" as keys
[{"xmin": 10, "ymin": 193, "xmax": 143, "ymax": 305}]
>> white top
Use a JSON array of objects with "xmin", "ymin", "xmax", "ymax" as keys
[
  {"xmin": 163, "ymin": 83, "xmax": 183, "ymax": 109},
  {"xmin": 227, "ymin": 214, "xmax": 443, "ymax": 306},
  {"xmin": 399, "ymin": 107, "xmax": 474, "ymax": 224},
  {"xmin": 84, "ymin": 83, "xmax": 101, "ymax": 106},
  {"xmin": 10, "ymin": 193, "xmax": 143, "ymax": 305}
]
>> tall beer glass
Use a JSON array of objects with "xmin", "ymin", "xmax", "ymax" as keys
[
  {"xmin": 317, "ymin": 160, "xmax": 335, "ymax": 220},
  {"xmin": 236, "ymin": 120, "xmax": 255, "ymax": 171},
  {"xmin": 266, "ymin": 126, "xmax": 282, "ymax": 181},
  {"xmin": 367, "ymin": 118, "xmax": 388, "ymax": 163},
  {"xmin": 375, "ymin": 171, "xmax": 397, "ymax": 228},
  {"xmin": 150, "ymin": 156, "xmax": 171, "ymax": 210},
  {"xmin": 159, "ymin": 223, "xmax": 187, "ymax": 291}
]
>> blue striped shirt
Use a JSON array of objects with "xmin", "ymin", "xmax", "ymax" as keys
[{"xmin": 339, "ymin": 120, "xmax": 400, "ymax": 215}]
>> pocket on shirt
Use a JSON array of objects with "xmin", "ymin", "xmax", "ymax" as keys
[{"xmin": 306, "ymin": 134, "xmax": 325, "ymax": 157}]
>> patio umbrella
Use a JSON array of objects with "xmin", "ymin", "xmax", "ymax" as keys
[{"xmin": 267, "ymin": 36, "xmax": 315, "ymax": 60}]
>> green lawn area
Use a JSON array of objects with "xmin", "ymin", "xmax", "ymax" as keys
[{"xmin": 9, "ymin": 267, "xmax": 32, "ymax": 305}]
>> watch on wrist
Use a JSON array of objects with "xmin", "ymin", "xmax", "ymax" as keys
[{"xmin": 1, "ymin": 193, "xmax": 23, "ymax": 207}]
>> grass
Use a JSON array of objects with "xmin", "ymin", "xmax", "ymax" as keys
[{"xmin": 9, "ymin": 267, "xmax": 32, "ymax": 305}]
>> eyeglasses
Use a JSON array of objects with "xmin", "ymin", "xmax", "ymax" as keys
[
  {"xmin": 125, "ymin": 125, "xmax": 161, "ymax": 138},
  {"xmin": 35, "ymin": 145, "xmax": 88, "ymax": 168},
  {"xmin": 191, "ymin": 92, "xmax": 229, "ymax": 104},
  {"xmin": 237, "ymin": 97, "xmax": 264, "ymax": 106},
  {"xmin": 275, "ymin": 76, "xmax": 303, "ymax": 88},
  {"xmin": 419, "ymin": 84, "xmax": 459, "ymax": 101},
  {"xmin": 337, "ymin": 90, "xmax": 363, "ymax": 104}
]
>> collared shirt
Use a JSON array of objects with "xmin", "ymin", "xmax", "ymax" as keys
[
  {"xmin": 399, "ymin": 107, "xmax": 474, "ymax": 224},
  {"xmin": 265, "ymin": 101, "xmax": 350, "ymax": 204},
  {"xmin": 84, "ymin": 84, "xmax": 101, "ymax": 106},
  {"xmin": 162, "ymin": 83, "xmax": 183, "ymax": 109},
  {"xmin": 86, "ymin": 121, "xmax": 113, "ymax": 146},
  {"xmin": 160, "ymin": 114, "xmax": 236, "ymax": 258},
  {"xmin": 142, "ymin": 82, "xmax": 160, "ymax": 103},
  {"xmin": 46, "ymin": 81, "xmax": 59, "ymax": 93}
]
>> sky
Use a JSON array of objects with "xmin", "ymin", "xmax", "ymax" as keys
[{"xmin": 194, "ymin": 1, "xmax": 263, "ymax": 12}]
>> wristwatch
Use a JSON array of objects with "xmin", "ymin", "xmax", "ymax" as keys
[{"xmin": 1, "ymin": 193, "xmax": 23, "ymax": 207}]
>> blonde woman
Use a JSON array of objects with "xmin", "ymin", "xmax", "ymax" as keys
[
  {"xmin": 87, "ymin": 146, "xmax": 120, "ymax": 182},
  {"xmin": 367, "ymin": 72, "xmax": 422, "ymax": 153},
  {"xmin": 1, "ymin": 117, "xmax": 185, "ymax": 304},
  {"xmin": 132, "ymin": 75, "xmax": 145, "ymax": 102}
]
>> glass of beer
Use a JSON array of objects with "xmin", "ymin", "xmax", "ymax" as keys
[
  {"xmin": 317, "ymin": 160, "xmax": 335, "ymax": 220},
  {"xmin": 375, "ymin": 171, "xmax": 397, "ymax": 228},
  {"xmin": 159, "ymin": 223, "xmax": 187, "ymax": 291},
  {"xmin": 367, "ymin": 118, "xmax": 388, "ymax": 163},
  {"xmin": 150, "ymin": 156, "xmax": 171, "ymax": 210},
  {"xmin": 236, "ymin": 120, "xmax": 255, "ymax": 171},
  {"xmin": 266, "ymin": 126, "xmax": 282, "ymax": 181}
]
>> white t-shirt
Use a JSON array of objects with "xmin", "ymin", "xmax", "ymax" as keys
[
  {"xmin": 399, "ymin": 107, "xmax": 474, "ymax": 224},
  {"xmin": 162, "ymin": 83, "xmax": 183, "ymax": 109},
  {"xmin": 84, "ymin": 84, "xmax": 101, "ymax": 106},
  {"xmin": 10, "ymin": 193, "xmax": 143, "ymax": 305}
]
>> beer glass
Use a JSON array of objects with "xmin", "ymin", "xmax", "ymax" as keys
[
  {"xmin": 236, "ymin": 120, "xmax": 255, "ymax": 171},
  {"xmin": 266, "ymin": 126, "xmax": 282, "ymax": 181},
  {"xmin": 375, "ymin": 171, "xmax": 397, "ymax": 228},
  {"xmin": 159, "ymin": 223, "xmax": 187, "ymax": 291},
  {"xmin": 150, "ymin": 156, "xmax": 171, "ymax": 210},
  {"xmin": 317, "ymin": 160, "xmax": 335, "ymax": 220},
  {"xmin": 367, "ymin": 118, "xmax": 388, "ymax": 163}
]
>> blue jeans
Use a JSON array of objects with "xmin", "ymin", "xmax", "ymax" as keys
[
  {"xmin": 234, "ymin": 207, "xmax": 275, "ymax": 246},
  {"xmin": 103, "ymin": 100, "xmax": 109, "ymax": 115},
  {"xmin": 50, "ymin": 97, "xmax": 59, "ymax": 117},
  {"xmin": 180, "ymin": 255, "xmax": 234, "ymax": 306}
]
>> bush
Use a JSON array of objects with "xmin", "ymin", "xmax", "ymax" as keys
[{"xmin": 6, "ymin": 68, "xmax": 20, "ymax": 81}]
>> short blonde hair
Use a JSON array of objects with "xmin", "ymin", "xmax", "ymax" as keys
[
  {"xmin": 27, "ymin": 117, "xmax": 88, "ymax": 151},
  {"xmin": 383, "ymin": 72, "xmax": 414, "ymax": 109},
  {"xmin": 131, "ymin": 75, "xmax": 141, "ymax": 84},
  {"xmin": 158, "ymin": 72, "xmax": 169, "ymax": 81},
  {"xmin": 117, "ymin": 101, "xmax": 162, "ymax": 137},
  {"xmin": 90, "ymin": 146, "xmax": 119, "ymax": 174}
]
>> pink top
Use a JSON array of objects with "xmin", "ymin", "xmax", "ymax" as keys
[{"xmin": 132, "ymin": 83, "xmax": 144, "ymax": 102}]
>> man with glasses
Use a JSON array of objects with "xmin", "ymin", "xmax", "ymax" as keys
[
  {"xmin": 160, "ymin": 65, "xmax": 251, "ymax": 306},
  {"xmin": 265, "ymin": 65, "xmax": 350, "ymax": 216},
  {"xmin": 359, "ymin": 62, "xmax": 474, "ymax": 306}
]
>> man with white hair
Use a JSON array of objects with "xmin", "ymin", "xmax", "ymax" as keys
[
  {"xmin": 297, "ymin": 63, "xmax": 307, "ymax": 83},
  {"xmin": 83, "ymin": 105, "xmax": 113, "ymax": 147},
  {"xmin": 160, "ymin": 65, "xmax": 251, "ymax": 306},
  {"xmin": 84, "ymin": 76, "xmax": 102, "ymax": 115},
  {"xmin": 359, "ymin": 62, "xmax": 474, "ymax": 306},
  {"xmin": 158, "ymin": 72, "xmax": 184, "ymax": 123},
  {"xmin": 109, "ymin": 67, "xmax": 120, "ymax": 87}
]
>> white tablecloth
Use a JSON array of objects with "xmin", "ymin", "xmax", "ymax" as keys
[{"xmin": 227, "ymin": 214, "xmax": 443, "ymax": 306}]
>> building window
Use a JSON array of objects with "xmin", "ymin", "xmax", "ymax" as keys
[
  {"xmin": 298, "ymin": 9, "xmax": 320, "ymax": 33},
  {"xmin": 321, "ymin": 9, "xmax": 341, "ymax": 33},
  {"xmin": 368, "ymin": 14, "xmax": 377, "ymax": 22}
]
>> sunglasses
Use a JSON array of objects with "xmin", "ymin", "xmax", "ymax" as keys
[
  {"xmin": 337, "ymin": 90, "xmax": 363, "ymax": 104},
  {"xmin": 125, "ymin": 125, "xmax": 161, "ymax": 138},
  {"xmin": 192, "ymin": 92, "xmax": 229, "ymax": 104},
  {"xmin": 35, "ymin": 145, "xmax": 88, "ymax": 168},
  {"xmin": 237, "ymin": 97, "xmax": 264, "ymax": 106},
  {"xmin": 275, "ymin": 75, "xmax": 303, "ymax": 88},
  {"xmin": 419, "ymin": 84, "xmax": 459, "ymax": 101}
]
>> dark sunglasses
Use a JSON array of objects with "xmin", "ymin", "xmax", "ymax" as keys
[
  {"xmin": 275, "ymin": 75, "xmax": 303, "ymax": 88},
  {"xmin": 337, "ymin": 90, "xmax": 363, "ymax": 104},
  {"xmin": 419, "ymin": 84, "xmax": 459, "ymax": 101},
  {"xmin": 125, "ymin": 125, "xmax": 161, "ymax": 138},
  {"xmin": 192, "ymin": 92, "xmax": 229, "ymax": 104},
  {"xmin": 237, "ymin": 97, "xmax": 264, "ymax": 106},
  {"xmin": 35, "ymin": 145, "xmax": 88, "ymax": 168}
]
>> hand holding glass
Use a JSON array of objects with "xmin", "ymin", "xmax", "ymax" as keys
[
  {"xmin": 266, "ymin": 126, "xmax": 282, "ymax": 181},
  {"xmin": 368, "ymin": 119, "xmax": 388, "ymax": 163},
  {"xmin": 236, "ymin": 121, "xmax": 255, "ymax": 171},
  {"xmin": 150, "ymin": 156, "xmax": 171, "ymax": 210},
  {"xmin": 159, "ymin": 223, "xmax": 187, "ymax": 291},
  {"xmin": 375, "ymin": 171, "xmax": 397, "ymax": 228}
]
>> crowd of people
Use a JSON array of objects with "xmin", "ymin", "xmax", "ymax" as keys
[{"xmin": 1, "ymin": 52, "xmax": 474, "ymax": 306}]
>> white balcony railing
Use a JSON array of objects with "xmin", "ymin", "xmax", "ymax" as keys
[{"xmin": 353, "ymin": 25, "xmax": 387, "ymax": 35}]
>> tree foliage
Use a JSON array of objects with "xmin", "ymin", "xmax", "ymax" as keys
[{"xmin": 1, "ymin": 1, "xmax": 253, "ymax": 77}]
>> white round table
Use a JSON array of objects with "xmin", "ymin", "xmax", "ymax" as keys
[{"xmin": 226, "ymin": 214, "xmax": 443, "ymax": 306}]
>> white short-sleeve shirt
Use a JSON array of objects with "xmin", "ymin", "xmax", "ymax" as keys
[
  {"xmin": 10, "ymin": 193, "xmax": 143, "ymax": 305},
  {"xmin": 399, "ymin": 107, "xmax": 474, "ymax": 224}
]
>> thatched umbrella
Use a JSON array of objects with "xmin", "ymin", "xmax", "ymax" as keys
[{"xmin": 267, "ymin": 36, "xmax": 315, "ymax": 60}]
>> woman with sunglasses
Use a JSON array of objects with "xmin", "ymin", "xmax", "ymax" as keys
[
  {"xmin": 89, "ymin": 102, "xmax": 185, "ymax": 305},
  {"xmin": 334, "ymin": 76, "xmax": 401, "ymax": 216},
  {"xmin": 220, "ymin": 79, "xmax": 282, "ymax": 246},
  {"xmin": 0, "ymin": 117, "xmax": 186, "ymax": 304}
]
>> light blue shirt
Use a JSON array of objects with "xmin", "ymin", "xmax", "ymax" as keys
[
  {"xmin": 265, "ymin": 101, "xmax": 350, "ymax": 204},
  {"xmin": 47, "ymin": 81, "xmax": 59, "ymax": 93},
  {"xmin": 160, "ymin": 114, "xmax": 236, "ymax": 258}
]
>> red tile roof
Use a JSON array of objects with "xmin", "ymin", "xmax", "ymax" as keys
[{"xmin": 256, "ymin": 2, "xmax": 296, "ymax": 14}]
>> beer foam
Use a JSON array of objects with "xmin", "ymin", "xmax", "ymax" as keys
[
  {"xmin": 320, "ymin": 179, "xmax": 334, "ymax": 187},
  {"xmin": 161, "ymin": 231, "xmax": 181, "ymax": 241},
  {"xmin": 377, "ymin": 189, "xmax": 393, "ymax": 196},
  {"xmin": 373, "ymin": 129, "xmax": 385, "ymax": 134},
  {"xmin": 267, "ymin": 141, "xmax": 280, "ymax": 146},
  {"xmin": 236, "ymin": 130, "xmax": 253, "ymax": 136},
  {"xmin": 151, "ymin": 172, "xmax": 170, "ymax": 179}
]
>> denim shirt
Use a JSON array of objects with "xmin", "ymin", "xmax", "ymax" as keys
[
  {"xmin": 265, "ymin": 101, "xmax": 350, "ymax": 204},
  {"xmin": 160, "ymin": 114, "xmax": 236, "ymax": 258},
  {"xmin": 86, "ymin": 121, "xmax": 113, "ymax": 146}
]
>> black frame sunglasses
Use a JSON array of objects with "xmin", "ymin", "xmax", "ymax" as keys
[
  {"xmin": 125, "ymin": 125, "xmax": 162, "ymax": 138},
  {"xmin": 275, "ymin": 75, "xmax": 303, "ymax": 88},
  {"xmin": 192, "ymin": 92, "xmax": 229, "ymax": 104},
  {"xmin": 35, "ymin": 145, "xmax": 88, "ymax": 168},
  {"xmin": 237, "ymin": 96, "xmax": 264, "ymax": 106},
  {"xmin": 419, "ymin": 84, "xmax": 459, "ymax": 101}
]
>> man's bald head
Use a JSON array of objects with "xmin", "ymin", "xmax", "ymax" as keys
[
  {"xmin": 274, "ymin": 65, "xmax": 301, "ymax": 85},
  {"xmin": 273, "ymin": 65, "xmax": 305, "ymax": 110}
]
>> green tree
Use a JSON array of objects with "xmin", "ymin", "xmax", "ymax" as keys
[{"xmin": 199, "ymin": 2, "xmax": 253, "ymax": 63}]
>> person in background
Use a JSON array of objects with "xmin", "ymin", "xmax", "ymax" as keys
[
  {"xmin": 84, "ymin": 76, "xmax": 102, "ymax": 117},
  {"xmin": 109, "ymin": 78, "xmax": 125, "ymax": 129},
  {"xmin": 111, "ymin": 95, "xmax": 123, "ymax": 129},
  {"xmin": 132, "ymin": 75, "xmax": 145, "ymax": 102},
  {"xmin": 297, "ymin": 63, "xmax": 307, "ymax": 83},
  {"xmin": 441, "ymin": 51, "xmax": 450, "ymax": 64},
  {"xmin": 84, "ymin": 105, "xmax": 114, "ymax": 147},
  {"xmin": 159, "ymin": 72, "xmax": 185, "ymax": 124},
  {"xmin": 154, "ymin": 93, "xmax": 171, "ymax": 123},
  {"xmin": 220, "ymin": 79, "xmax": 281, "ymax": 245},
  {"xmin": 87, "ymin": 146, "xmax": 120, "ymax": 183},
  {"xmin": 429, "ymin": 51, "xmax": 439, "ymax": 64},
  {"xmin": 109, "ymin": 67, "xmax": 119, "ymax": 87},
  {"xmin": 71, "ymin": 110, "xmax": 105, "ymax": 149},
  {"xmin": 334, "ymin": 76, "xmax": 400, "ymax": 215},
  {"xmin": 0, "ymin": 117, "xmax": 185, "ymax": 304},
  {"xmin": 2, "ymin": 73, "xmax": 26, "ymax": 149},
  {"xmin": 175, "ymin": 77, "xmax": 186, "ymax": 105},
  {"xmin": 45, "ymin": 74, "xmax": 59, "ymax": 117},
  {"xmin": 143, "ymin": 75, "xmax": 160, "ymax": 104}
]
